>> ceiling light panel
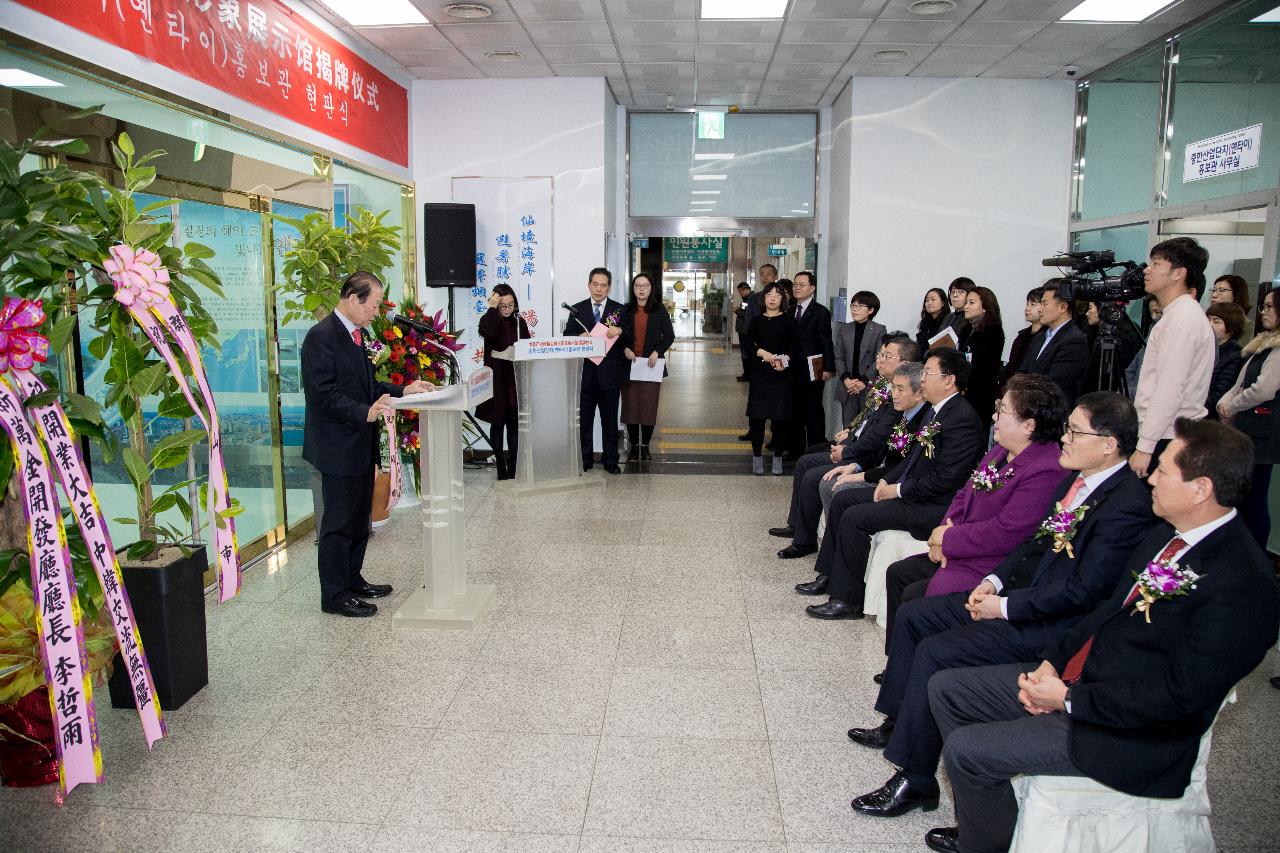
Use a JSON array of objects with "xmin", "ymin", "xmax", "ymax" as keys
[
  {"xmin": 1251, "ymin": 5, "xmax": 1280, "ymax": 22},
  {"xmin": 699, "ymin": 0, "xmax": 789, "ymax": 19},
  {"xmin": 317, "ymin": 0, "xmax": 428, "ymax": 26},
  {"xmin": 506, "ymin": 0, "xmax": 607, "ymax": 21},
  {"xmin": 1060, "ymin": 0, "xmax": 1174, "ymax": 23},
  {"xmin": 0, "ymin": 68, "xmax": 64, "ymax": 87}
]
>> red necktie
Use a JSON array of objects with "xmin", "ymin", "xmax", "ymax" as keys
[
  {"xmin": 1060, "ymin": 474, "xmax": 1086, "ymax": 509},
  {"xmin": 1060, "ymin": 535, "xmax": 1187, "ymax": 684},
  {"xmin": 352, "ymin": 328, "xmax": 363, "ymax": 347}
]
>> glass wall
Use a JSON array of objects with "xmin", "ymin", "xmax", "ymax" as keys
[{"xmin": 1, "ymin": 39, "xmax": 414, "ymax": 565}]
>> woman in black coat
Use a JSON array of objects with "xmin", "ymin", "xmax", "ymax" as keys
[
  {"xmin": 1205, "ymin": 301, "xmax": 1245, "ymax": 417},
  {"xmin": 915, "ymin": 287, "xmax": 951, "ymax": 354},
  {"xmin": 620, "ymin": 273, "xmax": 675, "ymax": 462},
  {"xmin": 958, "ymin": 286, "xmax": 1005, "ymax": 428},
  {"xmin": 476, "ymin": 283, "xmax": 530, "ymax": 480},
  {"xmin": 743, "ymin": 280, "xmax": 799, "ymax": 476}
]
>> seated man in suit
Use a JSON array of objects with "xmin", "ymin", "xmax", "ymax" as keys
[
  {"xmin": 788, "ymin": 270, "xmax": 836, "ymax": 459},
  {"xmin": 846, "ymin": 392, "xmax": 1152, "ymax": 819},
  {"xmin": 771, "ymin": 334, "xmax": 922, "ymax": 554},
  {"xmin": 919, "ymin": 417, "xmax": 1278, "ymax": 853},
  {"xmin": 564, "ymin": 267, "xmax": 630, "ymax": 475},
  {"xmin": 797, "ymin": 348, "xmax": 986, "ymax": 619},
  {"xmin": 1017, "ymin": 279, "xmax": 1090, "ymax": 407}
]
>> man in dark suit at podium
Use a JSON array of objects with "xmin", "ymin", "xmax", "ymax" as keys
[
  {"xmin": 789, "ymin": 270, "xmax": 836, "ymax": 459},
  {"xmin": 564, "ymin": 267, "xmax": 629, "ymax": 475},
  {"xmin": 302, "ymin": 271, "xmax": 434, "ymax": 618}
]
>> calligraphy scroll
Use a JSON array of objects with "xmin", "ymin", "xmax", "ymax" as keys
[
  {"xmin": 0, "ymin": 376, "xmax": 101, "ymax": 794},
  {"xmin": 107, "ymin": 245, "xmax": 241, "ymax": 601}
]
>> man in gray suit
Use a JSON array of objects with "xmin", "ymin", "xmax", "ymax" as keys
[{"xmin": 834, "ymin": 290, "xmax": 887, "ymax": 425}]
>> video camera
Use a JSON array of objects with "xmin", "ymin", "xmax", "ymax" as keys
[{"xmin": 1042, "ymin": 250, "xmax": 1146, "ymax": 303}]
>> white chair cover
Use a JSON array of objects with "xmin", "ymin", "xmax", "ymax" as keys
[
  {"xmin": 863, "ymin": 529, "xmax": 928, "ymax": 627},
  {"xmin": 1008, "ymin": 691, "xmax": 1236, "ymax": 853}
]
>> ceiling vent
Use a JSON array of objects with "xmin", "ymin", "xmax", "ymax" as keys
[
  {"xmin": 485, "ymin": 50, "xmax": 524, "ymax": 62},
  {"xmin": 907, "ymin": 0, "xmax": 957, "ymax": 14},
  {"xmin": 445, "ymin": 3, "xmax": 494, "ymax": 18},
  {"xmin": 872, "ymin": 49, "xmax": 911, "ymax": 62}
]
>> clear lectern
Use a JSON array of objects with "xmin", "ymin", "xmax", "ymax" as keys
[
  {"xmin": 492, "ymin": 337, "xmax": 608, "ymax": 496},
  {"xmin": 388, "ymin": 370, "xmax": 496, "ymax": 629}
]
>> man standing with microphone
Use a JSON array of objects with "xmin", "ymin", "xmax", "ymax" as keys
[{"xmin": 302, "ymin": 271, "xmax": 436, "ymax": 617}]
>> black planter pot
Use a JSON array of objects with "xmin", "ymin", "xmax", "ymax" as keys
[{"xmin": 107, "ymin": 545, "xmax": 209, "ymax": 712}]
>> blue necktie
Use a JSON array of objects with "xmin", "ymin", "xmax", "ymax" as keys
[{"xmin": 593, "ymin": 304, "xmax": 602, "ymax": 325}]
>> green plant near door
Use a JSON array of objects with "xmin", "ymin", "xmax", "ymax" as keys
[{"xmin": 274, "ymin": 207, "xmax": 402, "ymax": 324}]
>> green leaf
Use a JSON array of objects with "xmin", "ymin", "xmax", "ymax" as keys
[
  {"xmin": 0, "ymin": 442, "xmax": 13, "ymax": 498},
  {"xmin": 126, "ymin": 540, "xmax": 158, "ymax": 561},
  {"xmin": 121, "ymin": 446, "xmax": 149, "ymax": 488},
  {"xmin": 62, "ymin": 392, "xmax": 104, "ymax": 426},
  {"xmin": 151, "ymin": 493, "xmax": 178, "ymax": 514},
  {"xmin": 150, "ymin": 446, "xmax": 190, "ymax": 471},
  {"xmin": 130, "ymin": 362, "xmax": 170, "ymax": 397},
  {"xmin": 157, "ymin": 394, "xmax": 196, "ymax": 420},
  {"xmin": 183, "ymin": 241, "xmax": 215, "ymax": 260},
  {"xmin": 117, "ymin": 131, "xmax": 135, "ymax": 157},
  {"xmin": 87, "ymin": 333, "xmax": 110, "ymax": 361},
  {"xmin": 46, "ymin": 313, "xmax": 79, "ymax": 354},
  {"xmin": 21, "ymin": 390, "xmax": 59, "ymax": 410},
  {"xmin": 139, "ymin": 198, "xmax": 175, "ymax": 215}
]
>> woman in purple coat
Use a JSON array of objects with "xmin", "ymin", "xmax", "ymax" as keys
[{"xmin": 882, "ymin": 374, "xmax": 1070, "ymax": 643}]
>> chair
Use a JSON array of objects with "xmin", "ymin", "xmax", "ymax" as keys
[
  {"xmin": 1008, "ymin": 691, "xmax": 1236, "ymax": 853},
  {"xmin": 863, "ymin": 529, "xmax": 928, "ymax": 627}
]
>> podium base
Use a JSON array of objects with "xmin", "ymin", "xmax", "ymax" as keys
[
  {"xmin": 392, "ymin": 583, "xmax": 497, "ymax": 630},
  {"xmin": 500, "ymin": 471, "xmax": 606, "ymax": 497}
]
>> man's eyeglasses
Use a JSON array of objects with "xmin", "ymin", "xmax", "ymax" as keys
[
  {"xmin": 1062, "ymin": 421, "xmax": 1107, "ymax": 441},
  {"xmin": 921, "ymin": 368, "xmax": 948, "ymax": 378},
  {"xmin": 876, "ymin": 349, "xmax": 903, "ymax": 361}
]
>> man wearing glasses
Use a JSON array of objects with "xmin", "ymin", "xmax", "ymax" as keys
[
  {"xmin": 772, "ymin": 334, "xmax": 922, "ymax": 557},
  {"xmin": 843, "ymin": 392, "xmax": 1151, "ymax": 821}
]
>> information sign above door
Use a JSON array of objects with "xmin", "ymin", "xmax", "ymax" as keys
[
  {"xmin": 767, "ymin": 244, "xmax": 788, "ymax": 256},
  {"xmin": 663, "ymin": 237, "xmax": 728, "ymax": 264}
]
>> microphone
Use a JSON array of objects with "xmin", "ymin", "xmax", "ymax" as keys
[
  {"xmin": 389, "ymin": 312, "xmax": 431, "ymax": 335},
  {"xmin": 562, "ymin": 302, "xmax": 589, "ymax": 333}
]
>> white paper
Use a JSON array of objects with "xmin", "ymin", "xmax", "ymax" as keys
[
  {"xmin": 630, "ymin": 357, "xmax": 666, "ymax": 383},
  {"xmin": 927, "ymin": 327, "xmax": 960, "ymax": 349}
]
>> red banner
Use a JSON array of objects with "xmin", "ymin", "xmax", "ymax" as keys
[{"xmin": 15, "ymin": 0, "xmax": 409, "ymax": 167}]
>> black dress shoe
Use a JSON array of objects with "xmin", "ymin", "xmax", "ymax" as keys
[
  {"xmin": 768, "ymin": 525, "xmax": 795, "ymax": 538},
  {"xmin": 736, "ymin": 375, "xmax": 749, "ymax": 382},
  {"xmin": 738, "ymin": 433, "xmax": 751, "ymax": 441},
  {"xmin": 806, "ymin": 599, "xmax": 864, "ymax": 620},
  {"xmin": 873, "ymin": 671, "xmax": 885, "ymax": 685},
  {"xmin": 352, "ymin": 581, "xmax": 393, "ymax": 599},
  {"xmin": 322, "ymin": 597, "xmax": 377, "ymax": 617},
  {"xmin": 604, "ymin": 464, "xmax": 622, "ymax": 475},
  {"xmin": 640, "ymin": 446, "xmax": 652, "ymax": 461},
  {"xmin": 851, "ymin": 771, "xmax": 940, "ymax": 817},
  {"xmin": 628, "ymin": 445, "xmax": 641, "ymax": 461},
  {"xmin": 583, "ymin": 461, "xmax": 594, "ymax": 471},
  {"xmin": 794, "ymin": 575, "xmax": 829, "ymax": 595},
  {"xmin": 847, "ymin": 718, "xmax": 895, "ymax": 749},
  {"xmin": 777, "ymin": 543, "xmax": 818, "ymax": 559},
  {"xmin": 925, "ymin": 827, "xmax": 960, "ymax": 853}
]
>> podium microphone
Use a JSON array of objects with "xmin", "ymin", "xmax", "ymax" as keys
[{"xmin": 561, "ymin": 302, "xmax": 589, "ymax": 333}]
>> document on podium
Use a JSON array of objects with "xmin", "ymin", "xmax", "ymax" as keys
[{"xmin": 629, "ymin": 357, "xmax": 665, "ymax": 383}]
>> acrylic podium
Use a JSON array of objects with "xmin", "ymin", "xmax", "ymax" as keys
[
  {"xmin": 388, "ymin": 368, "xmax": 496, "ymax": 630},
  {"xmin": 492, "ymin": 336, "xmax": 608, "ymax": 496}
]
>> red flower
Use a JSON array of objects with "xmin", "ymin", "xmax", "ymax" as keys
[
  {"xmin": 382, "ymin": 329, "xmax": 396, "ymax": 342},
  {"xmin": 389, "ymin": 372, "xmax": 404, "ymax": 385}
]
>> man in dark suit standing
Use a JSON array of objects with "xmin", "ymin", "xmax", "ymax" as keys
[
  {"xmin": 1017, "ymin": 280, "xmax": 1090, "ymax": 406},
  {"xmin": 801, "ymin": 348, "xmax": 985, "ymax": 618},
  {"xmin": 789, "ymin": 270, "xmax": 836, "ymax": 459},
  {"xmin": 564, "ymin": 267, "xmax": 629, "ymax": 475},
  {"xmin": 920, "ymin": 418, "xmax": 1279, "ymax": 853},
  {"xmin": 302, "ymin": 272, "xmax": 435, "ymax": 617},
  {"xmin": 845, "ymin": 392, "xmax": 1151, "ymax": 819}
]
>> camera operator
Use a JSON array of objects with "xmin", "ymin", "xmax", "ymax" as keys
[{"xmin": 1130, "ymin": 237, "xmax": 1215, "ymax": 478}]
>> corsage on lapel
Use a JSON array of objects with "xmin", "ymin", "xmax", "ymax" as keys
[
  {"xmin": 917, "ymin": 421, "xmax": 941, "ymax": 459},
  {"xmin": 1036, "ymin": 503, "xmax": 1089, "ymax": 558},
  {"xmin": 969, "ymin": 462, "xmax": 1014, "ymax": 493},
  {"xmin": 1130, "ymin": 559, "xmax": 1202, "ymax": 624},
  {"xmin": 887, "ymin": 422, "xmax": 916, "ymax": 454}
]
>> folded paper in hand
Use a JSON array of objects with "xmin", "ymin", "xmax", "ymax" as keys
[{"xmin": 588, "ymin": 322, "xmax": 620, "ymax": 365}]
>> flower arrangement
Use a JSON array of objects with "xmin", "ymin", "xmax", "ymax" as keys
[
  {"xmin": 887, "ymin": 422, "xmax": 916, "ymax": 454},
  {"xmin": 866, "ymin": 376, "xmax": 892, "ymax": 409},
  {"xmin": 1036, "ymin": 503, "xmax": 1089, "ymax": 558},
  {"xmin": 917, "ymin": 421, "xmax": 942, "ymax": 459},
  {"xmin": 969, "ymin": 463, "xmax": 1014, "ymax": 493},
  {"xmin": 366, "ymin": 300, "xmax": 466, "ymax": 489},
  {"xmin": 1130, "ymin": 559, "xmax": 1202, "ymax": 624}
]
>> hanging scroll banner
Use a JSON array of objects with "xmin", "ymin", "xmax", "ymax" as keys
[
  {"xmin": 105, "ymin": 245, "xmax": 242, "ymax": 601},
  {"xmin": 1, "ymin": 297, "xmax": 166, "ymax": 752},
  {"xmin": 382, "ymin": 410, "xmax": 402, "ymax": 514},
  {"xmin": 0, "ymin": 376, "xmax": 101, "ymax": 794}
]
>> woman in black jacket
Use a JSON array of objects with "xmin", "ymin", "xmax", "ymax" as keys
[
  {"xmin": 959, "ymin": 286, "xmax": 1005, "ymax": 428},
  {"xmin": 620, "ymin": 273, "xmax": 675, "ymax": 462},
  {"xmin": 915, "ymin": 287, "xmax": 951, "ymax": 354},
  {"xmin": 1205, "ymin": 301, "xmax": 1245, "ymax": 417},
  {"xmin": 476, "ymin": 283, "xmax": 530, "ymax": 480},
  {"xmin": 744, "ymin": 280, "xmax": 800, "ymax": 476}
]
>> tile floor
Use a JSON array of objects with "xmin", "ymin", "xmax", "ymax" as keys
[{"xmin": 4, "ymin": 343, "xmax": 1278, "ymax": 851}]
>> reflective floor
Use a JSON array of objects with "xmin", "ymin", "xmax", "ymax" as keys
[{"xmin": 4, "ymin": 347, "xmax": 1278, "ymax": 852}]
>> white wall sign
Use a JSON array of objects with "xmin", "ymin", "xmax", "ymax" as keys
[
  {"xmin": 450, "ymin": 177, "xmax": 554, "ymax": 377},
  {"xmin": 1184, "ymin": 124, "xmax": 1262, "ymax": 183}
]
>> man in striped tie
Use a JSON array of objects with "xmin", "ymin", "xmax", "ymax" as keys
[{"xmin": 918, "ymin": 418, "xmax": 1279, "ymax": 853}]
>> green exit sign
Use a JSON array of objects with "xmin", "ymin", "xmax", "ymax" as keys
[{"xmin": 697, "ymin": 111, "xmax": 725, "ymax": 140}]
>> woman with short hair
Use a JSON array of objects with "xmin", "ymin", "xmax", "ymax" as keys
[{"xmin": 834, "ymin": 290, "xmax": 886, "ymax": 425}]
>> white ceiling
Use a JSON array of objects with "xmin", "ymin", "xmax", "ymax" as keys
[{"xmin": 307, "ymin": 0, "xmax": 1245, "ymax": 107}]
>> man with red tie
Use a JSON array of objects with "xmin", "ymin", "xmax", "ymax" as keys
[{"xmin": 917, "ymin": 417, "xmax": 1279, "ymax": 853}]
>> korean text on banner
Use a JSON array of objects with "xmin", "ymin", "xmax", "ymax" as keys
[
  {"xmin": 1184, "ymin": 124, "xmax": 1262, "ymax": 183},
  {"xmin": 12, "ymin": 0, "xmax": 409, "ymax": 167}
]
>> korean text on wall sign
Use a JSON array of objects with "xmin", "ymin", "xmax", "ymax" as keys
[{"xmin": 1183, "ymin": 124, "xmax": 1261, "ymax": 183}]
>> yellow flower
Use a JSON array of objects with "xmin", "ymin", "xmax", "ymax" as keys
[{"xmin": 393, "ymin": 327, "xmax": 404, "ymax": 338}]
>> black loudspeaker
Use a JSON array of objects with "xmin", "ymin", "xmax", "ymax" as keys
[{"xmin": 423, "ymin": 203, "xmax": 477, "ymax": 288}]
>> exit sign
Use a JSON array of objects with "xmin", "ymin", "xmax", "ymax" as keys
[
  {"xmin": 697, "ymin": 111, "xmax": 725, "ymax": 140},
  {"xmin": 768, "ymin": 245, "xmax": 788, "ymax": 257}
]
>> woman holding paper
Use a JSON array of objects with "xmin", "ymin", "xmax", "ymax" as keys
[
  {"xmin": 477, "ymin": 283, "xmax": 530, "ymax": 480},
  {"xmin": 744, "ymin": 280, "xmax": 800, "ymax": 476},
  {"xmin": 959, "ymin": 285, "xmax": 1005, "ymax": 428},
  {"xmin": 621, "ymin": 273, "xmax": 675, "ymax": 462}
]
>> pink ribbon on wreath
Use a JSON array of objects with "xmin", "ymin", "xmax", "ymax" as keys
[
  {"xmin": 106, "ymin": 245, "xmax": 242, "ymax": 602},
  {"xmin": 0, "ymin": 298, "xmax": 51, "ymax": 371}
]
